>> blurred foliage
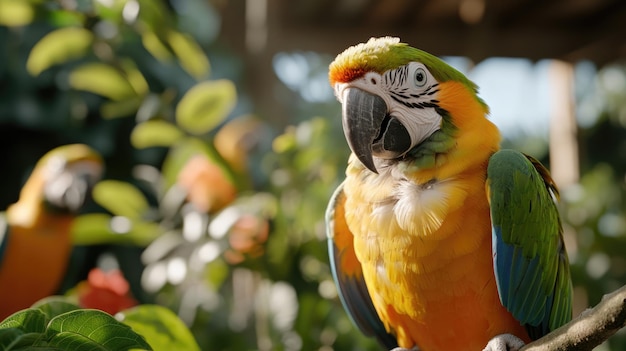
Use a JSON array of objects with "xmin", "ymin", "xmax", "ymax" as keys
[
  {"xmin": 0, "ymin": 0, "xmax": 371, "ymax": 349},
  {"xmin": 561, "ymin": 62, "xmax": 626, "ymax": 350},
  {"xmin": 1, "ymin": 0, "xmax": 625, "ymax": 350}
]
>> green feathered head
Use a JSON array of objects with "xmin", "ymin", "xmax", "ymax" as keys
[{"xmin": 329, "ymin": 37, "xmax": 476, "ymax": 92}]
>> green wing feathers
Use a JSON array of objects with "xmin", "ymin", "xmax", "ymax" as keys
[{"xmin": 487, "ymin": 149, "xmax": 572, "ymax": 339}]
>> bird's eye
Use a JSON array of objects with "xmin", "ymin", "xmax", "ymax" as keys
[{"xmin": 414, "ymin": 67, "xmax": 427, "ymax": 87}]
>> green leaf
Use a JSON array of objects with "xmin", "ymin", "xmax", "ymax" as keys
[
  {"xmin": 131, "ymin": 120, "xmax": 184, "ymax": 149},
  {"xmin": 69, "ymin": 63, "xmax": 137, "ymax": 101},
  {"xmin": 47, "ymin": 9, "xmax": 85, "ymax": 27},
  {"xmin": 48, "ymin": 332, "xmax": 109, "ymax": 351},
  {"xmin": 46, "ymin": 310, "xmax": 152, "ymax": 351},
  {"xmin": 167, "ymin": 31, "xmax": 210, "ymax": 78},
  {"xmin": 141, "ymin": 32, "xmax": 172, "ymax": 62},
  {"xmin": 92, "ymin": 181, "xmax": 149, "ymax": 218},
  {"xmin": 72, "ymin": 213, "xmax": 162, "ymax": 246},
  {"xmin": 0, "ymin": 309, "xmax": 47, "ymax": 333},
  {"xmin": 117, "ymin": 305, "xmax": 200, "ymax": 351},
  {"xmin": 27, "ymin": 27, "xmax": 93, "ymax": 75},
  {"xmin": 121, "ymin": 59, "xmax": 149, "ymax": 96},
  {"xmin": 31, "ymin": 298, "xmax": 81, "ymax": 320},
  {"xmin": 101, "ymin": 97, "xmax": 143, "ymax": 119},
  {"xmin": 0, "ymin": 330, "xmax": 51, "ymax": 351},
  {"xmin": 0, "ymin": 328, "xmax": 24, "ymax": 349},
  {"xmin": 175, "ymin": 80, "xmax": 236, "ymax": 135},
  {"xmin": 0, "ymin": 1, "xmax": 34, "ymax": 27}
]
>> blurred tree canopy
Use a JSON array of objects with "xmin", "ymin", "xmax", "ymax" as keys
[{"xmin": 0, "ymin": 0, "xmax": 625, "ymax": 350}]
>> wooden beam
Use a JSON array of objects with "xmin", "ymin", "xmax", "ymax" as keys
[{"xmin": 254, "ymin": 24, "xmax": 622, "ymax": 64}]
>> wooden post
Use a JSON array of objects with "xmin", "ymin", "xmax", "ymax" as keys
[{"xmin": 549, "ymin": 60, "xmax": 579, "ymax": 189}]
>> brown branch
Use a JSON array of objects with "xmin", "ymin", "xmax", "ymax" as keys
[{"xmin": 521, "ymin": 284, "xmax": 626, "ymax": 351}]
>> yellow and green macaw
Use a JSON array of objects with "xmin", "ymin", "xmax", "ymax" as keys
[
  {"xmin": 0, "ymin": 144, "xmax": 103, "ymax": 320},
  {"xmin": 326, "ymin": 37, "xmax": 572, "ymax": 351}
]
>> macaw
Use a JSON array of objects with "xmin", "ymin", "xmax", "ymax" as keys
[
  {"xmin": 0, "ymin": 144, "xmax": 103, "ymax": 320},
  {"xmin": 326, "ymin": 37, "xmax": 572, "ymax": 351}
]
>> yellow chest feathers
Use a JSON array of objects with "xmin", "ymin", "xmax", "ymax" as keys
[
  {"xmin": 342, "ymin": 155, "xmax": 492, "ymax": 271},
  {"xmin": 342, "ymin": 156, "xmax": 496, "ymax": 320}
]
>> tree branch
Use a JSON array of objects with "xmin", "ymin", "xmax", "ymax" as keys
[{"xmin": 521, "ymin": 284, "xmax": 626, "ymax": 351}]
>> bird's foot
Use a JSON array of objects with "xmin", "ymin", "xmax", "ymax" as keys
[{"xmin": 482, "ymin": 334, "xmax": 525, "ymax": 351}]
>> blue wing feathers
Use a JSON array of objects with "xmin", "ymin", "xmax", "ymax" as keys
[
  {"xmin": 326, "ymin": 185, "xmax": 398, "ymax": 349},
  {"xmin": 328, "ymin": 239, "xmax": 396, "ymax": 347},
  {"xmin": 495, "ymin": 228, "xmax": 553, "ymax": 329},
  {"xmin": 516, "ymin": 254, "xmax": 543, "ymax": 324},
  {"xmin": 492, "ymin": 226, "xmax": 511, "ymax": 305}
]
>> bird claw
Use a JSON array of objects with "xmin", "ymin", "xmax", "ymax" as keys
[
  {"xmin": 482, "ymin": 334, "xmax": 525, "ymax": 351},
  {"xmin": 390, "ymin": 347, "xmax": 420, "ymax": 351}
]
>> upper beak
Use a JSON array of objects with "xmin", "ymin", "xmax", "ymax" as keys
[{"xmin": 341, "ymin": 87, "xmax": 387, "ymax": 174}]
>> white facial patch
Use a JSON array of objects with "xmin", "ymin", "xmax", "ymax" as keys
[{"xmin": 334, "ymin": 62, "xmax": 442, "ymax": 152}]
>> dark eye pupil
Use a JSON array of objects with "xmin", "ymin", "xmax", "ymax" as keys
[{"xmin": 416, "ymin": 72, "xmax": 424, "ymax": 81}]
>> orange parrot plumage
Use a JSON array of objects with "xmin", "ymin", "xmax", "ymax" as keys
[
  {"xmin": 0, "ymin": 144, "xmax": 103, "ymax": 320},
  {"xmin": 326, "ymin": 37, "xmax": 572, "ymax": 351}
]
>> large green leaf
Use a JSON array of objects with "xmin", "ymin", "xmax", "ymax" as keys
[
  {"xmin": 117, "ymin": 305, "xmax": 200, "ymax": 351},
  {"xmin": 69, "ymin": 63, "xmax": 137, "ymax": 101},
  {"xmin": 0, "ymin": 309, "xmax": 47, "ymax": 333},
  {"xmin": 31, "ymin": 298, "xmax": 81, "ymax": 320},
  {"xmin": 92, "ymin": 181, "xmax": 149, "ymax": 219},
  {"xmin": 131, "ymin": 120, "xmax": 184, "ymax": 149},
  {"xmin": 27, "ymin": 27, "xmax": 93, "ymax": 75},
  {"xmin": 45, "ymin": 310, "xmax": 151, "ymax": 351},
  {"xmin": 0, "ymin": 328, "xmax": 23, "ymax": 348},
  {"xmin": 0, "ymin": 304, "xmax": 156, "ymax": 350},
  {"xmin": 0, "ymin": 330, "xmax": 52, "ymax": 351},
  {"xmin": 175, "ymin": 80, "xmax": 236, "ymax": 135}
]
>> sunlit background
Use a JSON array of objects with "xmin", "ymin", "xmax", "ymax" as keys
[{"xmin": 0, "ymin": 0, "xmax": 625, "ymax": 350}]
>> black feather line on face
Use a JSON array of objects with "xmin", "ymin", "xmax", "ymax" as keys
[
  {"xmin": 389, "ymin": 86, "xmax": 440, "ymax": 110},
  {"xmin": 398, "ymin": 65, "xmax": 408, "ymax": 85},
  {"xmin": 390, "ymin": 91, "xmax": 411, "ymax": 100}
]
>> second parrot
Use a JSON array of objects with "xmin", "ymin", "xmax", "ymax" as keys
[{"xmin": 0, "ymin": 144, "xmax": 103, "ymax": 319}]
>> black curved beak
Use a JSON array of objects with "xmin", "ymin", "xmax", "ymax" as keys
[{"xmin": 341, "ymin": 88, "xmax": 387, "ymax": 174}]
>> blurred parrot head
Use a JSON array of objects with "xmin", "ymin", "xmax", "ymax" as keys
[
  {"xmin": 329, "ymin": 36, "xmax": 490, "ymax": 173},
  {"xmin": 8, "ymin": 144, "xmax": 103, "ymax": 226}
]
